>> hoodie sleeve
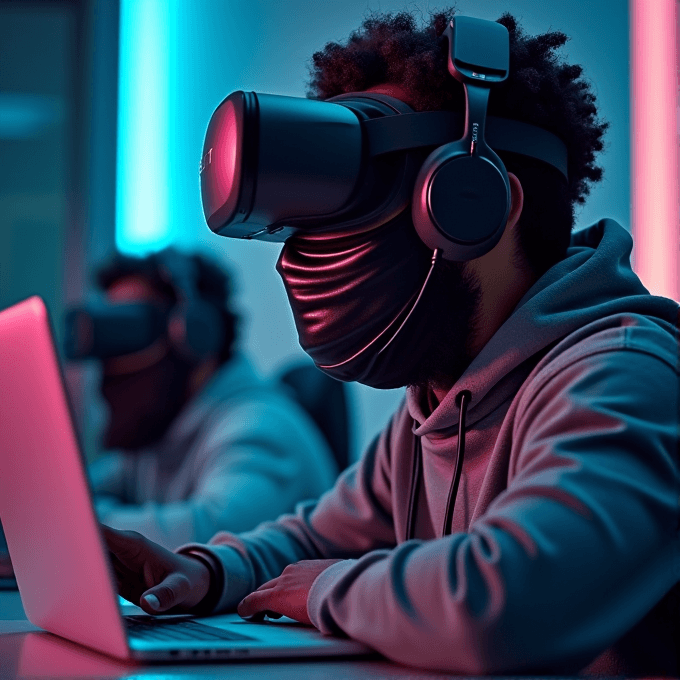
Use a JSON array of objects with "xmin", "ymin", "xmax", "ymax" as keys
[
  {"xmin": 306, "ymin": 345, "xmax": 679, "ymax": 674},
  {"xmin": 189, "ymin": 411, "xmax": 401, "ymax": 612}
]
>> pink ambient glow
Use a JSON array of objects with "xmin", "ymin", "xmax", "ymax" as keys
[
  {"xmin": 211, "ymin": 99, "xmax": 239, "ymax": 210},
  {"xmin": 0, "ymin": 297, "xmax": 130, "ymax": 661},
  {"xmin": 631, "ymin": 0, "xmax": 680, "ymax": 302}
]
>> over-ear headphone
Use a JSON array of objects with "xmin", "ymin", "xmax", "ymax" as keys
[
  {"xmin": 412, "ymin": 16, "xmax": 512, "ymax": 261},
  {"xmin": 156, "ymin": 248, "xmax": 226, "ymax": 363}
]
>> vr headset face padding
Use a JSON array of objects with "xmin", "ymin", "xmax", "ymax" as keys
[{"xmin": 316, "ymin": 93, "xmax": 422, "ymax": 237}]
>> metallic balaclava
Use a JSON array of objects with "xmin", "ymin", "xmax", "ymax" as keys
[{"xmin": 276, "ymin": 210, "xmax": 466, "ymax": 390}]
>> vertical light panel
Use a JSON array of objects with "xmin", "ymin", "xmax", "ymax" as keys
[
  {"xmin": 115, "ymin": 0, "xmax": 171, "ymax": 254},
  {"xmin": 631, "ymin": 0, "xmax": 680, "ymax": 301}
]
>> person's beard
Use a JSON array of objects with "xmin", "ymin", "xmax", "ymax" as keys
[
  {"xmin": 403, "ymin": 256, "xmax": 482, "ymax": 392},
  {"xmin": 100, "ymin": 350, "xmax": 194, "ymax": 451}
]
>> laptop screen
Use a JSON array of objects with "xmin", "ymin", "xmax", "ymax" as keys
[{"xmin": 0, "ymin": 296, "xmax": 130, "ymax": 660}]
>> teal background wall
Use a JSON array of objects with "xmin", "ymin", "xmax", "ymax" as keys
[{"xmin": 0, "ymin": 4, "xmax": 76, "ymax": 347}]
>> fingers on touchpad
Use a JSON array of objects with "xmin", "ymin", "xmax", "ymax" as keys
[{"xmin": 241, "ymin": 610, "xmax": 282, "ymax": 622}]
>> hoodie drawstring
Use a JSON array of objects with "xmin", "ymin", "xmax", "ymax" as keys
[
  {"xmin": 405, "ymin": 430, "xmax": 422, "ymax": 541},
  {"xmin": 441, "ymin": 390, "xmax": 472, "ymax": 536},
  {"xmin": 407, "ymin": 389, "xmax": 472, "ymax": 540}
]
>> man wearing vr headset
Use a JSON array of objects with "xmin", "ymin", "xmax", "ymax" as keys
[
  {"xmin": 71, "ymin": 249, "xmax": 338, "ymax": 549},
  {"xmin": 104, "ymin": 10, "xmax": 679, "ymax": 675}
]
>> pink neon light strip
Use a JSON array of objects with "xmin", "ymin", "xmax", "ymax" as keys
[{"xmin": 631, "ymin": 0, "xmax": 680, "ymax": 302}]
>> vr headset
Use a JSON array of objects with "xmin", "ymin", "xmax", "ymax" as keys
[
  {"xmin": 199, "ymin": 15, "xmax": 569, "ymax": 262},
  {"xmin": 64, "ymin": 249, "xmax": 225, "ymax": 362}
]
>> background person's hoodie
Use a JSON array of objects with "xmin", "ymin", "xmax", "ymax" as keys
[
  {"xmin": 91, "ymin": 354, "xmax": 338, "ymax": 548},
  {"xmin": 182, "ymin": 219, "xmax": 679, "ymax": 675}
]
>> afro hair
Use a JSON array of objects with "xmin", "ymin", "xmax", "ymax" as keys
[{"xmin": 307, "ymin": 8, "xmax": 609, "ymax": 277}]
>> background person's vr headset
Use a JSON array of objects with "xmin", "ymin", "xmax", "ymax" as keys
[
  {"xmin": 200, "ymin": 15, "xmax": 569, "ymax": 262},
  {"xmin": 64, "ymin": 249, "xmax": 225, "ymax": 363}
]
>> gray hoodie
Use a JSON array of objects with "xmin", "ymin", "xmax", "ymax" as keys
[
  {"xmin": 91, "ymin": 354, "xmax": 338, "ymax": 549},
  {"xmin": 183, "ymin": 219, "xmax": 679, "ymax": 675}
]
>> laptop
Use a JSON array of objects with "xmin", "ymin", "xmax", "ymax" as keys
[{"xmin": 0, "ymin": 296, "xmax": 373, "ymax": 662}]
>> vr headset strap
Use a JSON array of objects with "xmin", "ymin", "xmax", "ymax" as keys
[{"xmin": 364, "ymin": 111, "xmax": 569, "ymax": 181}]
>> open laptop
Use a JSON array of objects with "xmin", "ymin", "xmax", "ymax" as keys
[{"xmin": 0, "ymin": 296, "xmax": 373, "ymax": 662}]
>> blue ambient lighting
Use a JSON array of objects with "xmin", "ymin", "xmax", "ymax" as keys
[{"xmin": 115, "ymin": 0, "xmax": 172, "ymax": 254}]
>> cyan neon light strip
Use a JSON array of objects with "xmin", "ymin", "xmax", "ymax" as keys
[{"xmin": 116, "ymin": 0, "xmax": 172, "ymax": 254}]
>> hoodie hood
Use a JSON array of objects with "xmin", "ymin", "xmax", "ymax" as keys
[{"xmin": 407, "ymin": 218, "xmax": 679, "ymax": 436}]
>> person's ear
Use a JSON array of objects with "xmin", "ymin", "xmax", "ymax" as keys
[{"xmin": 506, "ymin": 173, "xmax": 524, "ymax": 230}]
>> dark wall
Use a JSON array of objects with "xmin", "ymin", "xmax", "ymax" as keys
[{"xmin": 0, "ymin": 3, "xmax": 76, "ymax": 341}]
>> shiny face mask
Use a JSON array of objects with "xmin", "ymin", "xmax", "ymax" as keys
[{"xmin": 276, "ymin": 210, "xmax": 480, "ymax": 390}]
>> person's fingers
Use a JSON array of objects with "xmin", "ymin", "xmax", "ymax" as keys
[
  {"xmin": 238, "ymin": 609, "xmax": 283, "ymax": 622},
  {"xmin": 140, "ymin": 571, "xmax": 192, "ymax": 614},
  {"xmin": 253, "ymin": 579, "xmax": 279, "ymax": 592},
  {"xmin": 101, "ymin": 524, "xmax": 134, "ymax": 548},
  {"xmin": 108, "ymin": 550, "xmax": 143, "ymax": 583},
  {"xmin": 108, "ymin": 551, "xmax": 147, "ymax": 605},
  {"xmin": 101, "ymin": 525, "xmax": 147, "ymax": 567},
  {"xmin": 237, "ymin": 588, "xmax": 282, "ymax": 620}
]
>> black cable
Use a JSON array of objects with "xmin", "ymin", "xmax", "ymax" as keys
[
  {"xmin": 406, "ymin": 425, "xmax": 422, "ymax": 541},
  {"xmin": 442, "ymin": 390, "xmax": 472, "ymax": 537},
  {"xmin": 406, "ymin": 388, "xmax": 473, "ymax": 541}
]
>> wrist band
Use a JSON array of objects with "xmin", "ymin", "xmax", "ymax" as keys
[{"xmin": 179, "ymin": 548, "xmax": 225, "ymax": 616}]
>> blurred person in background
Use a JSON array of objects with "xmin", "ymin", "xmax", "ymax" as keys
[{"xmin": 67, "ymin": 248, "xmax": 338, "ymax": 549}]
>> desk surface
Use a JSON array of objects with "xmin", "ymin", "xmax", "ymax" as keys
[{"xmin": 1, "ymin": 590, "xmax": 469, "ymax": 679}]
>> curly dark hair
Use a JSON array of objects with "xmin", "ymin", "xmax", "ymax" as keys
[
  {"xmin": 96, "ymin": 249, "xmax": 238, "ymax": 365},
  {"xmin": 306, "ymin": 8, "xmax": 609, "ymax": 278}
]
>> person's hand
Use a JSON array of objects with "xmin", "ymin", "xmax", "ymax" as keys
[
  {"xmin": 102, "ymin": 524, "xmax": 210, "ymax": 615},
  {"xmin": 237, "ymin": 559, "xmax": 344, "ymax": 625}
]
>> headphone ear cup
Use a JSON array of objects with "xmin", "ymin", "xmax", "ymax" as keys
[
  {"xmin": 168, "ymin": 301, "xmax": 225, "ymax": 362},
  {"xmin": 412, "ymin": 141, "xmax": 511, "ymax": 261}
]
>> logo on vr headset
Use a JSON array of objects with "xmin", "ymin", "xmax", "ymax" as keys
[
  {"xmin": 199, "ymin": 148, "xmax": 213, "ymax": 175},
  {"xmin": 469, "ymin": 122, "xmax": 480, "ymax": 154}
]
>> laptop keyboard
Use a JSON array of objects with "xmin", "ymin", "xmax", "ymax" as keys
[{"xmin": 124, "ymin": 615, "xmax": 255, "ymax": 642}]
